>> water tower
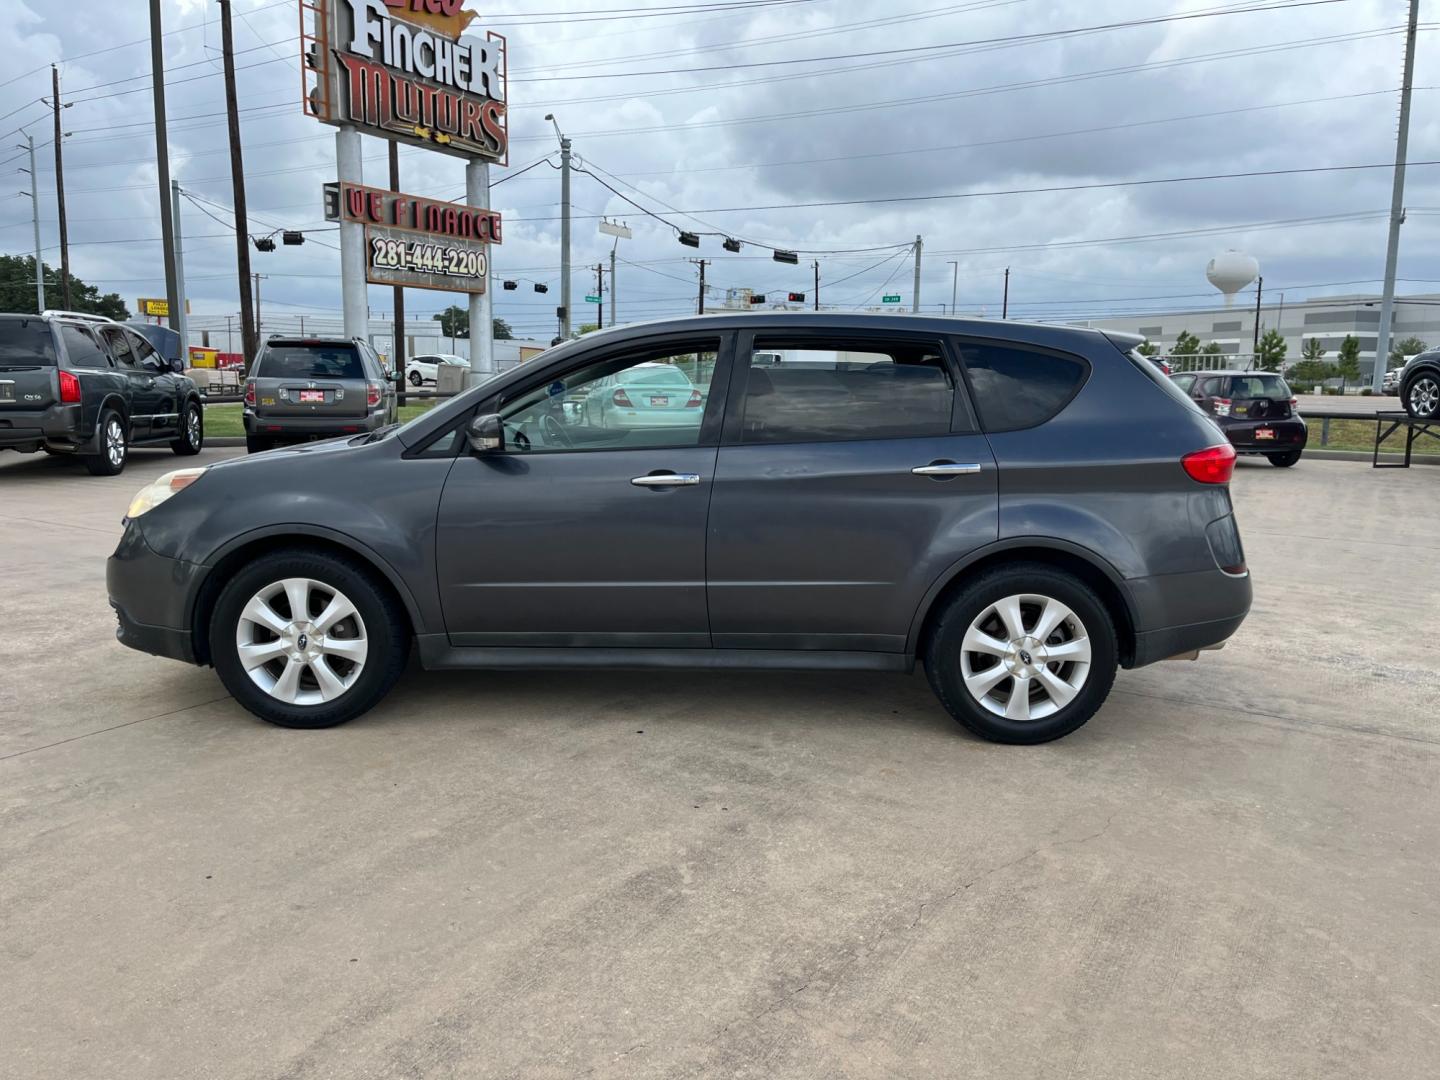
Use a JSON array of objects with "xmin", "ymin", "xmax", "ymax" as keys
[{"xmin": 1206, "ymin": 250, "xmax": 1259, "ymax": 307}]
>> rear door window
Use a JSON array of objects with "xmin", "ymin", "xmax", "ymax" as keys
[
  {"xmin": 955, "ymin": 341, "xmax": 1088, "ymax": 432},
  {"xmin": 739, "ymin": 339, "xmax": 955, "ymax": 443},
  {"xmin": 59, "ymin": 325, "xmax": 111, "ymax": 370},
  {"xmin": 0, "ymin": 319, "xmax": 57, "ymax": 366},
  {"xmin": 259, "ymin": 345, "xmax": 364, "ymax": 380},
  {"xmin": 101, "ymin": 328, "xmax": 137, "ymax": 368}
]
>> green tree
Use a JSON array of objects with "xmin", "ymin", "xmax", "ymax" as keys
[
  {"xmin": 1136, "ymin": 339, "xmax": 1159, "ymax": 356},
  {"xmin": 1201, "ymin": 341, "xmax": 1225, "ymax": 356},
  {"xmin": 433, "ymin": 305, "xmax": 469, "ymax": 340},
  {"xmin": 1171, "ymin": 330, "xmax": 1201, "ymax": 356},
  {"xmin": 1336, "ymin": 334, "xmax": 1361, "ymax": 389},
  {"xmin": 0, "ymin": 254, "xmax": 129, "ymax": 319},
  {"xmin": 570, "ymin": 322, "xmax": 600, "ymax": 339},
  {"xmin": 1287, "ymin": 359, "xmax": 1335, "ymax": 387},
  {"xmin": 1256, "ymin": 328, "xmax": 1287, "ymax": 373},
  {"xmin": 1300, "ymin": 338, "xmax": 1326, "ymax": 362},
  {"xmin": 1389, "ymin": 335, "xmax": 1426, "ymax": 369},
  {"xmin": 493, "ymin": 317, "xmax": 514, "ymax": 341}
]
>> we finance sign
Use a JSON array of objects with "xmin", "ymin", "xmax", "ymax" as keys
[{"xmin": 303, "ymin": 0, "xmax": 508, "ymax": 163}]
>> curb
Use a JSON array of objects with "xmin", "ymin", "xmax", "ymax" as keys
[
  {"xmin": 1304, "ymin": 449, "xmax": 1440, "ymax": 466},
  {"xmin": 208, "ymin": 437, "xmax": 246, "ymax": 448}
]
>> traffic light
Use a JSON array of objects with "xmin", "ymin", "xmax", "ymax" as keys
[
  {"xmin": 282, "ymin": 231, "xmax": 305, "ymax": 246},
  {"xmin": 788, "ymin": 292, "xmax": 806, "ymax": 303},
  {"xmin": 503, "ymin": 280, "xmax": 518, "ymax": 291},
  {"xmin": 772, "ymin": 249, "xmax": 798, "ymax": 265},
  {"xmin": 749, "ymin": 293, "xmax": 766, "ymax": 304},
  {"xmin": 253, "ymin": 236, "xmax": 276, "ymax": 252},
  {"xmin": 678, "ymin": 231, "xmax": 700, "ymax": 248},
  {"xmin": 534, "ymin": 283, "xmax": 549, "ymax": 293},
  {"xmin": 722, "ymin": 238, "xmax": 742, "ymax": 253}
]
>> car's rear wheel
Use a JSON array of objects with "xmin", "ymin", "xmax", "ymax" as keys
[
  {"xmin": 1267, "ymin": 450, "xmax": 1301, "ymax": 467},
  {"xmin": 245, "ymin": 435, "xmax": 273, "ymax": 454},
  {"xmin": 171, "ymin": 400, "xmax": 203, "ymax": 456},
  {"xmin": 923, "ymin": 564, "xmax": 1118, "ymax": 745},
  {"xmin": 1406, "ymin": 373, "xmax": 1440, "ymax": 419},
  {"xmin": 83, "ymin": 410, "xmax": 128, "ymax": 476},
  {"xmin": 210, "ymin": 549, "xmax": 410, "ymax": 729}
]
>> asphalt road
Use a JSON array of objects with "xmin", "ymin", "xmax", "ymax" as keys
[{"xmin": 2, "ymin": 446, "xmax": 1437, "ymax": 1079}]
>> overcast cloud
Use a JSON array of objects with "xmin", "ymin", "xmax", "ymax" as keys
[{"xmin": 1, "ymin": 0, "xmax": 1436, "ymax": 340}]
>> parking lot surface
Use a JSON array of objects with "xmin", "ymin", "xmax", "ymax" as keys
[{"xmin": 2, "ymin": 447, "xmax": 1437, "ymax": 1079}]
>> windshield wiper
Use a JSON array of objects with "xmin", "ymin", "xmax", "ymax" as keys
[{"xmin": 363, "ymin": 423, "xmax": 401, "ymax": 444}]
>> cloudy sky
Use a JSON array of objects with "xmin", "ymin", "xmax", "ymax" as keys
[{"xmin": 1, "ymin": 0, "xmax": 1437, "ymax": 342}]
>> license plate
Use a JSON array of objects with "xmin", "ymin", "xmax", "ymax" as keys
[
  {"xmin": 299, "ymin": 390, "xmax": 326, "ymax": 404},
  {"xmin": 649, "ymin": 395, "xmax": 669, "ymax": 407},
  {"xmin": 1256, "ymin": 427, "xmax": 1275, "ymax": 440}
]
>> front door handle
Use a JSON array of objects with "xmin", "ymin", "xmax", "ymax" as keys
[
  {"xmin": 631, "ymin": 472, "xmax": 701, "ymax": 487},
  {"xmin": 912, "ymin": 462, "xmax": 982, "ymax": 477}
]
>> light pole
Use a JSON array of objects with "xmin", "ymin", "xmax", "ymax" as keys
[
  {"xmin": 947, "ymin": 260, "xmax": 959, "ymax": 316},
  {"xmin": 17, "ymin": 130, "xmax": 44, "ymax": 311},
  {"xmin": 545, "ymin": 113, "xmax": 572, "ymax": 340}
]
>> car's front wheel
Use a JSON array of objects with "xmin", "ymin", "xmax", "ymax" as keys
[
  {"xmin": 171, "ymin": 400, "xmax": 203, "ymax": 456},
  {"xmin": 83, "ymin": 409, "xmax": 128, "ymax": 476},
  {"xmin": 1267, "ymin": 450, "xmax": 1301, "ymax": 467},
  {"xmin": 923, "ymin": 564, "xmax": 1118, "ymax": 744},
  {"xmin": 1406, "ymin": 372, "xmax": 1440, "ymax": 419},
  {"xmin": 210, "ymin": 549, "xmax": 410, "ymax": 729},
  {"xmin": 409, "ymin": 370, "xmax": 424, "ymax": 386}
]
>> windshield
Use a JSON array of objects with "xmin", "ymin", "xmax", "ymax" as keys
[
  {"xmin": 0, "ymin": 318, "xmax": 57, "ymax": 367},
  {"xmin": 1228, "ymin": 374, "xmax": 1290, "ymax": 399},
  {"xmin": 258, "ymin": 345, "xmax": 363, "ymax": 380}
]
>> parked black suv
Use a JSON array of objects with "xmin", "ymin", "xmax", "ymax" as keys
[
  {"xmin": 1171, "ymin": 370, "xmax": 1306, "ymax": 466},
  {"xmin": 244, "ymin": 337, "xmax": 399, "ymax": 453},
  {"xmin": 0, "ymin": 313, "xmax": 204, "ymax": 475},
  {"xmin": 110, "ymin": 313, "xmax": 1251, "ymax": 745}
]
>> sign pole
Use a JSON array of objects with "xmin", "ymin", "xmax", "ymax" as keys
[
  {"xmin": 171, "ymin": 180, "xmax": 188, "ymax": 349},
  {"xmin": 467, "ymin": 158, "xmax": 494, "ymax": 379},
  {"xmin": 219, "ymin": 0, "xmax": 256, "ymax": 367},
  {"xmin": 337, "ymin": 126, "xmax": 369, "ymax": 342},
  {"xmin": 150, "ymin": 0, "xmax": 180, "ymax": 331},
  {"xmin": 388, "ymin": 140, "xmax": 406, "ymax": 406}
]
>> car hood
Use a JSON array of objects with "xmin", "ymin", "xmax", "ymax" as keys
[{"xmin": 209, "ymin": 433, "xmax": 368, "ymax": 471}]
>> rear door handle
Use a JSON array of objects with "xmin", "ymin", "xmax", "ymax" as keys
[
  {"xmin": 912, "ymin": 462, "xmax": 982, "ymax": 477},
  {"xmin": 631, "ymin": 473, "xmax": 701, "ymax": 487}
]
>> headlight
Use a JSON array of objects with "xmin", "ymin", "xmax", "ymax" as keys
[{"xmin": 126, "ymin": 467, "xmax": 208, "ymax": 520}]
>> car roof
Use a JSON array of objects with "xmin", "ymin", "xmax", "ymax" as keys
[{"xmin": 1181, "ymin": 369, "xmax": 1286, "ymax": 378}]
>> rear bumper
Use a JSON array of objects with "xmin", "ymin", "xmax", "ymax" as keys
[
  {"xmin": 1224, "ymin": 417, "xmax": 1307, "ymax": 453},
  {"xmin": 1132, "ymin": 614, "xmax": 1246, "ymax": 667},
  {"xmin": 0, "ymin": 404, "xmax": 84, "ymax": 451},
  {"xmin": 106, "ymin": 519, "xmax": 204, "ymax": 665},
  {"xmin": 1125, "ymin": 567, "xmax": 1252, "ymax": 668},
  {"xmin": 244, "ymin": 409, "xmax": 388, "ymax": 438}
]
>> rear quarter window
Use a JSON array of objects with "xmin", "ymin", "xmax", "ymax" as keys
[{"xmin": 956, "ymin": 341, "xmax": 1088, "ymax": 432}]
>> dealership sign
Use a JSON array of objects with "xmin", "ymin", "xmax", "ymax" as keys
[
  {"xmin": 324, "ymin": 181, "xmax": 499, "ymax": 293},
  {"xmin": 303, "ymin": 0, "xmax": 508, "ymax": 163}
]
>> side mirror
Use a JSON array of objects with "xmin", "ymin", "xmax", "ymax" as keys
[
  {"xmin": 170, "ymin": 358, "xmax": 186, "ymax": 374},
  {"xmin": 467, "ymin": 413, "xmax": 505, "ymax": 454}
]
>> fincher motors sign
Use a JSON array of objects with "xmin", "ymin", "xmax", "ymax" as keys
[{"xmin": 303, "ymin": 0, "xmax": 508, "ymax": 163}]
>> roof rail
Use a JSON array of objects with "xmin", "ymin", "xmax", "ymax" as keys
[{"xmin": 42, "ymin": 309, "xmax": 117, "ymax": 326}]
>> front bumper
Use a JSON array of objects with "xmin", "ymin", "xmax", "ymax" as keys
[
  {"xmin": 1223, "ymin": 416, "xmax": 1307, "ymax": 454},
  {"xmin": 107, "ymin": 519, "xmax": 205, "ymax": 665},
  {"xmin": 244, "ymin": 408, "xmax": 387, "ymax": 439}
]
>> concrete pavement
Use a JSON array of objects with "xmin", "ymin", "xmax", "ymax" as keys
[{"xmin": 1, "ymin": 447, "xmax": 1437, "ymax": 1079}]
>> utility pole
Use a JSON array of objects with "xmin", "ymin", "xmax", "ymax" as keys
[
  {"xmin": 546, "ymin": 114, "xmax": 572, "ymax": 339},
  {"xmin": 50, "ymin": 67, "xmax": 71, "ymax": 310},
  {"xmin": 1373, "ymin": 0, "xmax": 1420, "ymax": 391},
  {"xmin": 253, "ymin": 273, "xmax": 268, "ymax": 339},
  {"xmin": 1002, "ymin": 267, "xmax": 1010, "ymax": 319},
  {"xmin": 1252, "ymin": 275, "xmax": 1264, "ymax": 353},
  {"xmin": 911, "ymin": 235, "xmax": 922, "ymax": 313},
  {"xmin": 20, "ymin": 132, "xmax": 44, "ymax": 311},
  {"xmin": 219, "ymin": 0, "xmax": 257, "ymax": 367},
  {"xmin": 814, "ymin": 260, "xmax": 820, "ymax": 311},
  {"xmin": 171, "ymin": 180, "xmax": 188, "ymax": 347},
  {"xmin": 692, "ymin": 259, "xmax": 709, "ymax": 315},
  {"xmin": 595, "ymin": 263, "xmax": 605, "ymax": 330},
  {"xmin": 389, "ymin": 141, "xmax": 406, "ymax": 404},
  {"xmin": 150, "ymin": 0, "xmax": 180, "ymax": 330},
  {"xmin": 947, "ymin": 261, "xmax": 959, "ymax": 316},
  {"xmin": 610, "ymin": 246, "xmax": 617, "ymax": 326}
]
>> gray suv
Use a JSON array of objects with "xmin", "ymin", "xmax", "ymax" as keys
[
  {"xmin": 244, "ymin": 336, "xmax": 398, "ymax": 452},
  {"xmin": 108, "ymin": 314, "xmax": 1251, "ymax": 745}
]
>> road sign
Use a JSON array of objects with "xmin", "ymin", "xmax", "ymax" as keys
[
  {"xmin": 882, "ymin": 294, "xmax": 902, "ymax": 304},
  {"xmin": 138, "ymin": 298, "xmax": 191, "ymax": 318},
  {"xmin": 585, "ymin": 295, "xmax": 601, "ymax": 303}
]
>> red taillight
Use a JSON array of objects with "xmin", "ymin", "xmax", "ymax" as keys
[
  {"xmin": 1182, "ymin": 443, "xmax": 1236, "ymax": 485},
  {"xmin": 58, "ymin": 370, "xmax": 81, "ymax": 403},
  {"xmin": 367, "ymin": 382, "xmax": 382, "ymax": 407},
  {"xmin": 1159, "ymin": 361, "xmax": 1172, "ymax": 375},
  {"xmin": 612, "ymin": 388, "xmax": 634, "ymax": 407},
  {"xmin": 244, "ymin": 380, "xmax": 256, "ymax": 407},
  {"xmin": 1213, "ymin": 397, "xmax": 1232, "ymax": 417},
  {"xmin": 685, "ymin": 389, "xmax": 703, "ymax": 408}
]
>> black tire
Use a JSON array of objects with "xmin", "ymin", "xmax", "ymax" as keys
[
  {"xmin": 1267, "ymin": 450, "xmax": 1301, "ymax": 468},
  {"xmin": 923, "ymin": 563, "xmax": 1118, "ymax": 745},
  {"xmin": 245, "ymin": 435, "xmax": 273, "ymax": 454},
  {"xmin": 83, "ymin": 409, "xmax": 128, "ymax": 476},
  {"xmin": 1404, "ymin": 371, "xmax": 1440, "ymax": 419},
  {"xmin": 210, "ymin": 548, "xmax": 410, "ymax": 729},
  {"xmin": 171, "ymin": 399, "xmax": 204, "ymax": 456},
  {"xmin": 409, "ymin": 370, "xmax": 424, "ymax": 386}
]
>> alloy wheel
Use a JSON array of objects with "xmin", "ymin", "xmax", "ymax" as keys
[
  {"xmin": 959, "ymin": 593, "xmax": 1093, "ymax": 722},
  {"xmin": 235, "ymin": 578, "xmax": 369, "ymax": 706},
  {"xmin": 1410, "ymin": 376, "xmax": 1440, "ymax": 417},
  {"xmin": 186, "ymin": 406, "xmax": 201, "ymax": 448},
  {"xmin": 105, "ymin": 418, "xmax": 126, "ymax": 468}
]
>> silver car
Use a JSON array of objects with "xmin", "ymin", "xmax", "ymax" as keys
[{"xmin": 579, "ymin": 361, "xmax": 706, "ymax": 429}]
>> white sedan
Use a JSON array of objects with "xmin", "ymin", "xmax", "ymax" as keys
[{"xmin": 405, "ymin": 353, "xmax": 469, "ymax": 386}]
